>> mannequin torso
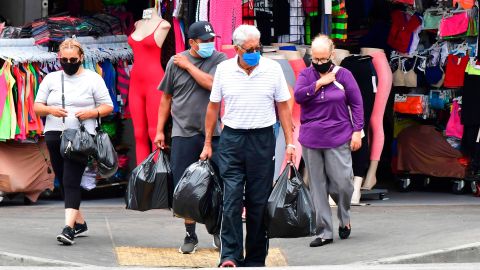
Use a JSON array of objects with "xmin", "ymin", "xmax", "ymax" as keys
[
  {"xmin": 130, "ymin": 8, "xmax": 171, "ymax": 48},
  {"xmin": 334, "ymin": 49, "xmax": 351, "ymax": 66}
]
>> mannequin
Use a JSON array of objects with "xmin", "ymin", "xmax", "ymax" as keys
[
  {"xmin": 333, "ymin": 49, "xmax": 351, "ymax": 66},
  {"xmin": 128, "ymin": 8, "xmax": 171, "ymax": 164},
  {"xmin": 360, "ymin": 47, "xmax": 393, "ymax": 190}
]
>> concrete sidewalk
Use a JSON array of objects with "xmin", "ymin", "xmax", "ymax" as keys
[{"xmin": 1, "ymin": 192, "xmax": 480, "ymax": 267}]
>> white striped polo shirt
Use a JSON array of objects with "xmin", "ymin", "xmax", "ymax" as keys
[{"xmin": 210, "ymin": 56, "xmax": 291, "ymax": 129}]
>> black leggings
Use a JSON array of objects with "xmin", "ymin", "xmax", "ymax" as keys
[{"xmin": 45, "ymin": 131, "xmax": 86, "ymax": 210}]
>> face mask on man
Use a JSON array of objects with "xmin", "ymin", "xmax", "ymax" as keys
[
  {"xmin": 242, "ymin": 51, "xmax": 261, "ymax": 67},
  {"xmin": 60, "ymin": 59, "xmax": 82, "ymax": 76},
  {"xmin": 312, "ymin": 60, "xmax": 333, "ymax": 74},
  {"xmin": 195, "ymin": 41, "xmax": 215, "ymax": 58}
]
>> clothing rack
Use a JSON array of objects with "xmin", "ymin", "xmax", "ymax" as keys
[{"xmin": 0, "ymin": 38, "xmax": 57, "ymax": 64}]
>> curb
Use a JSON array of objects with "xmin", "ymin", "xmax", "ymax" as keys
[
  {"xmin": 357, "ymin": 242, "xmax": 480, "ymax": 264},
  {"xmin": 0, "ymin": 251, "xmax": 93, "ymax": 267}
]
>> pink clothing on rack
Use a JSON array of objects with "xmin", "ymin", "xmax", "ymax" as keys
[
  {"xmin": 221, "ymin": 47, "xmax": 237, "ymax": 59},
  {"xmin": 210, "ymin": 0, "xmax": 242, "ymax": 50},
  {"xmin": 173, "ymin": 17, "xmax": 185, "ymax": 53}
]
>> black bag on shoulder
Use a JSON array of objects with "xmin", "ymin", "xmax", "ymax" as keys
[{"xmin": 59, "ymin": 72, "xmax": 95, "ymax": 164}]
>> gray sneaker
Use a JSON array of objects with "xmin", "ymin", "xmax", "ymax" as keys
[
  {"xmin": 213, "ymin": 234, "xmax": 221, "ymax": 250},
  {"xmin": 179, "ymin": 232, "xmax": 198, "ymax": 254}
]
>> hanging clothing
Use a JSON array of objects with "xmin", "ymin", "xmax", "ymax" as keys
[
  {"xmin": 443, "ymin": 54, "xmax": 469, "ymax": 88},
  {"xmin": 210, "ymin": 0, "xmax": 242, "ymax": 50},
  {"xmin": 272, "ymin": 0, "xmax": 290, "ymax": 36},
  {"xmin": 462, "ymin": 62, "xmax": 480, "ymax": 126},
  {"xmin": 387, "ymin": 10, "xmax": 422, "ymax": 53}
]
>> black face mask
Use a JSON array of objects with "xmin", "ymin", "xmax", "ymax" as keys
[
  {"xmin": 61, "ymin": 61, "xmax": 82, "ymax": 76},
  {"xmin": 312, "ymin": 60, "xmax": 333, "ymax": 74}
]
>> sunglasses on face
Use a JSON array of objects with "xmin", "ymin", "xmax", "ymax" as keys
[
  {"xmin": 238, "ymin": 44, "xmax": 262, "ymax": 53},
  {"xmin": 60, "ymin": 57, "xmax": 80, "ymax": 64}
]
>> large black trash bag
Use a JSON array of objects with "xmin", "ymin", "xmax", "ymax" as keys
[
  {"xmin": 172, "ymin": 160, "xmax": 223, "ymax": 234},
  {"xmin": 94, "ymin": 125, "xmax": 118, "ymax": 178},
  {"xmin": 125, "ymin": 149, "xmax": 173, "ymax": 211},
  {"xmin": 266, "ymin": 164, "xmax": 316, "ymax": 238}
]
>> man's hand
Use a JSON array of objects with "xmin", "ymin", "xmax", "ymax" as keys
[
  {"xmin": 173, "ymin": 53, "xmax": 192, "ymax": 70},
  {"xmin": 316, "ymin": 72, "xmax": 336, "ymax": 91},
  {"xmin": 75, "ymin": 109, "xmax": 96, "ymax": 121},
  {"xmin": 350, "ymin": 131, "xmax": 362, "ymax": 151},
  {"xmin": 154, "ymin": 131, "xmax": 166, "ymax": 149},
  {"xmin": 285, "ymin": 145, "xmax": 296, "ymax": 164},
  {"xmin": 199, "ymin": 143, "xmax": 213, "ymax": 160},
  {"xmin": 48, "ymin": 106, "xmax": 68, "ymax": 118}
]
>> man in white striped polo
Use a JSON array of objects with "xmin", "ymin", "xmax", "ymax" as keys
[{"xmin": 200, "ymin": 25, "xmax": 295, "ymax": 267}]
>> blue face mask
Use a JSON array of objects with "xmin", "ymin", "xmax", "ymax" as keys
[
  {"xmin": 196, "ymin": 42, "xmax": 215, "ymax": 58},
  {"xmin": 242, "ymin": 52, "xmax": 261, "ymax": 66}
]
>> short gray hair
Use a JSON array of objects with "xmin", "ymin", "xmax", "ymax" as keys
[
  {"xmin": 232, "ymin": 25, "xmax": 261, "ymax": 46},
  {"xmin": 311, "ymin": 34, "xmax": 334, "ymax": 53}
]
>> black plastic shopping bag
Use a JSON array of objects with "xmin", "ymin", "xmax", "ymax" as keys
[
  {"xmin": 172, "ymin": 160, "xmax": 223, "ymax": 234},
  {"xmin": 266, "ymin": 164, "xmax": 316, "ymax": 238},
  {"xmin": 125, "ymin": 149, "xmax": 173, "ymax": 211}
]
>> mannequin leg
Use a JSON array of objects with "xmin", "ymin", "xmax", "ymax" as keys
[
  {"xmin": 363, "ymin": 51, "xmax": 392, "ymax": 190},
  {"xmin": 146, "ymin": 90, "xmax": 163, "ymax": 153},
  {"xmin": 351, "ymin": 176, "xmax": 363, "ymax": 204},
  {"xmin": 129, "ymin": 88, "xmax": 150, "ymax": 165}
]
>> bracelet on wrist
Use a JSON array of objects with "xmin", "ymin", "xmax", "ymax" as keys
[{"xmin": 286, "ymin": 144, "xmax": 296, "ymax": 149}]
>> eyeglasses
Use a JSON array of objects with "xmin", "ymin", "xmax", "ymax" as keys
[
  {"xmin": 238, "ymin": 44, "xmax": 262, "ymax": 53},
  {"xmin": 60, "ymin": 57, "xmax": 80, "ymax": 64},
  {"xmin": 311, "ymin": 55, "xmax": 332, "ymax": 64}
]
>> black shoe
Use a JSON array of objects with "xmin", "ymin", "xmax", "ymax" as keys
[
  {"xmin": 309, "ymin": 237, "xmax": 333, "ymax": 247},
  {"xmin": 339, "ymin": 225, "xmax": 351, "ymax": 239},
  {"xmin": 74, "ymin": 222, "xmax": 88, "ymax": 237},
  {"xmin": 179, "ymin": 232, "xmax": 198, "ymax": 254},
  {"xmin": 57, "ymin": 226, "xmax": 75, "ymax": 245}
]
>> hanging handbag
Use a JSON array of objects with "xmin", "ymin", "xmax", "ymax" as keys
[
  {"xmin": 423, "ymin": 9, "xmax": 442, "ymax": 30},
  {"xmin": 59, "ymin": 72, "xmax": 96, "ymax": 164}
]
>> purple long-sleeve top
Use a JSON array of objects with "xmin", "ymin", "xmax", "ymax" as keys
[{"xmin": 294, "ymin": 66, "xmax": 364, "ymax": 149}]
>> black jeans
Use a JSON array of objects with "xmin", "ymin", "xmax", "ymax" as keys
[
  {"xmin": 45, "ymin": 131, "xmax": 87, "ymax": 210},
  {"xmin": 218, "ymin": 126, "xmax": 275, "ymax": 267}
]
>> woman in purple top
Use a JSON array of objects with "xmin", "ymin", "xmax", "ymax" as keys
[{"xmin": 294, "ymin": 35, "xmax": 364, "ymax": 247}]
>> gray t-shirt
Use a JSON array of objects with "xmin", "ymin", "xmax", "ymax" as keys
[
  {"xmin": 35, "ymin": 70, "xmax": 113, "ymax": 135},
  {"xmin": 158, "ymin": 50, "xmax": 227, "ymax": 137}
]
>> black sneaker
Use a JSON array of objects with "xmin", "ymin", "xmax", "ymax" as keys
[
  {"xmin": 213, "ymin": 234, "xmax": 221, "ymax": 250},
  {"xmin": 339, "ymin": 225, "xmax": 351, "ymax": 239},
  {"xmin": 309, "ymin": 237, "xmax": 333, "ymax": 247},
  {"xmin": 179, "ymin": 232, "xmax": 198, "ymax": 254},
  {"xmin": 57, "ymin": 226, "xmax": 75, "ymax": 245},
  {"xmin": 74, "ymin": 222, "xmax": 88, "ymax": 237}
]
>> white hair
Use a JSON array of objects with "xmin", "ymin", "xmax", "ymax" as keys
[
  {"xmin": 232, "ymin": 25, "xmax": 261, "ymax": 46},
  {"xmin": 311, "ymin": 34, "xmax": 334, "ymax": 53}
]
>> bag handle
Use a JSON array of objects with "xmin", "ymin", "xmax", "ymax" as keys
[{"xmin": 61, "ymin": 72, "xmax": 65, "ymax": 127}]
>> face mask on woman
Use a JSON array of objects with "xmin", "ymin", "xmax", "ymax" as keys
[
  {"xmin": 60, "ymin": 58, "xmax": 82, "ymax": 76},
  {"xmin": 312, "ymin": 60, "xmax": 333, "ymax": 74}
]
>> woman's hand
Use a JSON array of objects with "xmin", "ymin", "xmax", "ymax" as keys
[
  {"xmin": 350, "ymin": 131, "xmax": 362, "ymax": 151},
  {"xmin": 75, "ymin": 109, "xmax": 97, "ymax": 121},
  {"xmin": 48, "ymin": 106, "xmax": 68, "ymax": 118},
  {"xmin": 315, "ymin": 72, "xmax": 336, "ymax": 91}
]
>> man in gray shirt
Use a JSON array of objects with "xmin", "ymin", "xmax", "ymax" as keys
[{"xmin": 154, "ymin": 21, "xmax": 227, "ymax": 254}]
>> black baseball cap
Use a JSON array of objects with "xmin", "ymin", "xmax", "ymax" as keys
[{"xmin": 188, "ymin": 21, "xmax": 217, "ymax": 41}]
